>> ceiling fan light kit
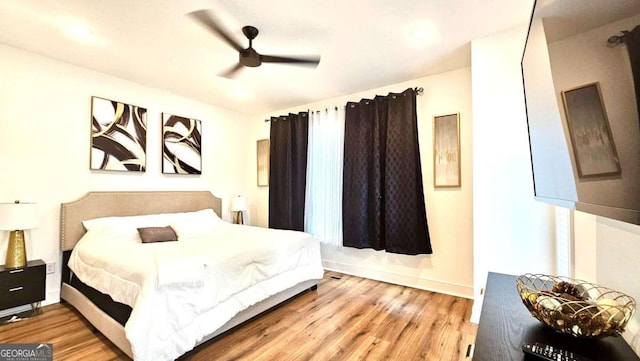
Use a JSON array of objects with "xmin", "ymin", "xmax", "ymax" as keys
[{"xmin": 188, "ymin": 10, "xmax": 321, "ymax": 78}]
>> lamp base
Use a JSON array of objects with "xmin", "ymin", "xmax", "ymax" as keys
[
  {"xmin": 5, "ymin": 230, "xmax": 27, "ymax": 269},
  {"xmin": 233, "ymin": 211, "xmax": 244, "ymax": 225}
]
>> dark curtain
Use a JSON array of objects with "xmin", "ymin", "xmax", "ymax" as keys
[
  {"xmin": 342, "ymin": 88, "xmax": 432, "ymax": 255},
  {"xmin": 623, "ymin": 25, "xmax": 640, "ymax": 122},
  {"xmin": 268, "ymin": 112, "xmax": 309, "ymax": 231}
]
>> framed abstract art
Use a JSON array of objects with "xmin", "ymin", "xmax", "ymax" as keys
[
  {"xmin": 90, "ymin": 96, "xmax": 147, "ymax": 172},
  {"xmin": 162, "ymin": 113, "xmax": 202, "ymax": 175}
]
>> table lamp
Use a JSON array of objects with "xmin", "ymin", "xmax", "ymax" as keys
[
  {"xmin": 231, "ymin": 196, "xmax": 247, "ymax": 225},
  {"xmin": 0, "ymin": 201, "xmax": 38, "ymax": 268}
]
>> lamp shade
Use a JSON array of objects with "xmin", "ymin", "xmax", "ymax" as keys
[
  {"xmin": 0, "ymin": 202, "xmax": 38, "ymax": 230},
  {"xmin": 231, "ymin": 196, "xmax": 247, "ymax": 212}
]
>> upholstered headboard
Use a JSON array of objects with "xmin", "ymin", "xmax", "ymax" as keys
[{"xmin": 60, "ymin": 191, "xmax": 222, "ymax": 251}]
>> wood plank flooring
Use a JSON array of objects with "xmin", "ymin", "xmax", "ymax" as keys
[{"xmin": 0, "ymin": 272, "xmax": 477, "ymax": 360}]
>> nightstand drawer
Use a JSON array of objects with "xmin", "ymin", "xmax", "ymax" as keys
[
  {"xmin": 0, "ymin": 260, "xmax": 46, "ymax": 311},
  {"xmin": 0, "ymin": 267, "xmax": 39, "ymax": 288},
  {"xmin": 0, "ymin": 285, "xmax": 44, "ymax": 310}
]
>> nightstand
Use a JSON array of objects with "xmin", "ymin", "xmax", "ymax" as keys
[{"xmin": 0, "ymin": 259, "xmax": 46, "ymax": 313}]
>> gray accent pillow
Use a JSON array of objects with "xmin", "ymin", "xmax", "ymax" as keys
[{"xmin": 137, "ymin": 226, "xmax": 178, "ymax": 243}]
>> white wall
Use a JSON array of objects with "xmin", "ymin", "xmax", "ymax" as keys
[
  {"xmin": 470, "ymin": 25, "xmax": 556, "ymax": 321},
  {"xmin": 0, "ymin": 44, "xmax": 249, "ymax": 313},
  {"xmin": 246, "ymin": 68, "xmax": 475, "ymax": 298}
]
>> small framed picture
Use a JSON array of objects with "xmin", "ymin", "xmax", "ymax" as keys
[
  {"xmin": 561, "ymin": 82, "xmax": 620, "ymax": 177},
  {"xmin": 433, "ymin": 113, "xmax": 461, "ymax": 188},
  {"xmin": 257, "ymin": 139, "xmax": 270, "ymax": 186}
]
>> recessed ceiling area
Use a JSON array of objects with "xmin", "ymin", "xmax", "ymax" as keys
[{"xmin": 0, "ymin": 0, "xmax": 534, "ymax": 115}]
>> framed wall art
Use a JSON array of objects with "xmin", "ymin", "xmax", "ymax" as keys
[
  {"xmin": 162, "ymin": 113, "xmax": 202, "ymax": 175},
  {"xmin": 433, "ymin": 113, "xmax": 461, "ymax": 188},
  {"xmin": 257, "ymin": 139, "xmax": 270, "ymax": 186},
  {"xmin": 561, "ymin": 82, "xmax": 620, "ymax": 177},
  {"xmin": 90, "ymin": 96, "xmax": 147, "ymax": 172}
]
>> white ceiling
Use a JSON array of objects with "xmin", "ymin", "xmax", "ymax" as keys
[{"xmin": 0, "ymin": 0, "xmax": 534, "ymax": 115}]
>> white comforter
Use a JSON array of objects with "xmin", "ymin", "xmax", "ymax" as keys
[{"xmin": 68, "ymin": 221, "xmax": 323, "ymax": 361}]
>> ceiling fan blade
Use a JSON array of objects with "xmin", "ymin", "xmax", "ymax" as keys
[
  {"xmin": 187, "ymin": 10, "xmax": 243, "ymax": 52},
  {"xmin": 261, "ymin": 54, "xmax": 321, "ymax": 66},
  {"xmin": 218, "ymin": 63, "xmax": 244, "ymax": 78}
]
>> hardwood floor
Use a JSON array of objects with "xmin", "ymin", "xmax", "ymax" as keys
[{"xmin": 0, "ymin": 272, "xmax": 477, "ymax": 360}]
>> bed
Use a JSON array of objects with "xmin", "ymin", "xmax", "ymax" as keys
[{"xmin": 59, "ymin": 191, "xmax": 323, "ymax": 361}]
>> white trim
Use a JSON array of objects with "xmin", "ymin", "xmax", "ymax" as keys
[
  {"xmin": 322, "ymin": 260, "xmax": 474, "ymax": 299},
  {"xmin": 470, "ymin": 297, "xmax": 483, "ymax": 324},
  {"xmin": 44, "ymin": 289, "xmax": 60, "ymax": 306},
  {"xmin": 555, "ymin": 206, "xmax": 573, "ymax": 277}
]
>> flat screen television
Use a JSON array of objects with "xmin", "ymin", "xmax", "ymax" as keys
[{"xmin": 522, "ymin": 0, "xmax": 640, "ymax": 224}]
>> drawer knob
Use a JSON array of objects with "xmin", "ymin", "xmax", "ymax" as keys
[
  {"xmin": 9, "ymin": 286, "xmax": 24, "ymax": 292},
  {"xmin": 9, "ymin": 269, "xmax": 24, "ymax": 274}
]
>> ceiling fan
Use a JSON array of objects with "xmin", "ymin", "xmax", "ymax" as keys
[{"xmin": 187, "ymin": 10, "xmax": 321, "ymax": 78}]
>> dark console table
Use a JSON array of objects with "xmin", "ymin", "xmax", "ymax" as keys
[{"xmin": 473, "ymin": 272, "xmax": 639, "ymax": 360}]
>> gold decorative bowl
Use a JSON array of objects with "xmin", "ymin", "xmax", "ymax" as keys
[{"xmin": 516, "ymin": 273, "xmax": 636, "ymax": 338}]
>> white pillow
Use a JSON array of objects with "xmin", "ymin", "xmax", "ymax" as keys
[
  {"xmin": 82, "ymin": 213, "xmax": 173, "ymax": 232},
  {"xmin": 82, "ymin": 208, "xmax": 224, "ymax": 239},
  {"xmin": 77, "ymin": 225, "xmax": 140, "ymax": 245},
  {"xmin": 170, "ymin": 209, "xmax": 225, "ymax": 239}
]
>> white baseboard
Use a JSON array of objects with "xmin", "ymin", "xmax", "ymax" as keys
[
  {"xmin": 323, "ymin": 260, "xmax": 474, "ymax": 299},
  {"xmin": 45, "ymin": 289, "xmax": 60, "ymax": 306},
  {"xmin": 470, "ymin": 297, "xmax": 483, "ymax": 324}
]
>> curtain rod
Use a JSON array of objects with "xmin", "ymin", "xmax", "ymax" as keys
[{"xmin": 264, "ymin": 86, "xmax": 424, "ymax": 122}]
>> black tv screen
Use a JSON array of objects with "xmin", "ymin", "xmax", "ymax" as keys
[{"xmin": 522, "ymin": 0, "xmax": 640, "ymax": 224}]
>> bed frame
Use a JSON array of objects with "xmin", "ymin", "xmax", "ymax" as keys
[{"xmin": 59, "ymin": 191, "xmax": 318, "ymax": 359}]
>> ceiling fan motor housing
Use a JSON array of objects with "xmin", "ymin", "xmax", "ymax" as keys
[{"xmin": 240, "ymin": 48, "xmax": 261, "ymax": 67}]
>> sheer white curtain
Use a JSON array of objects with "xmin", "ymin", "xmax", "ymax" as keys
[{"xmin": 304, "ymin": 106, "xmax": 345, "ymax": 246}]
